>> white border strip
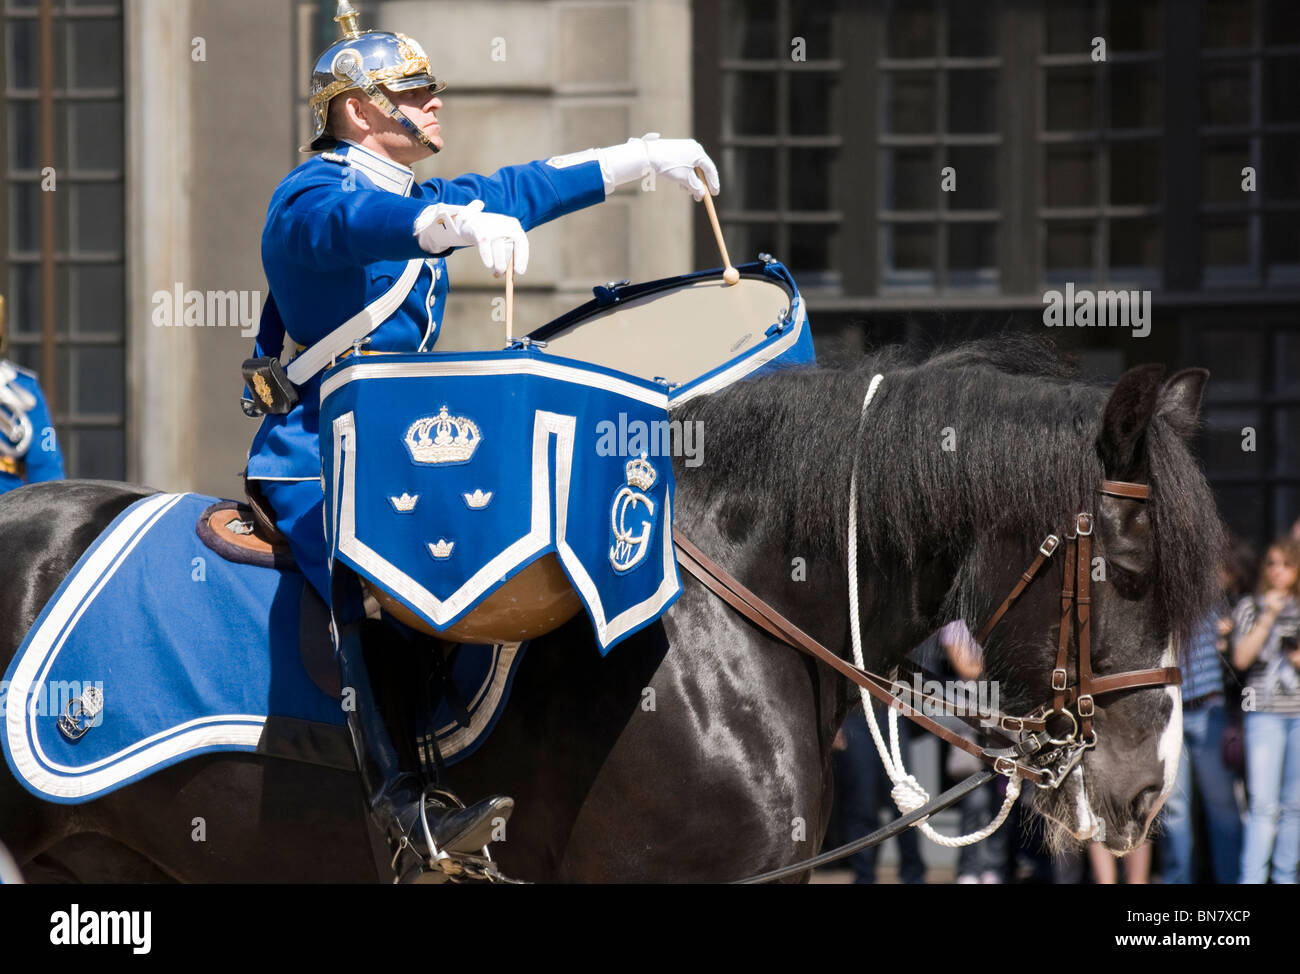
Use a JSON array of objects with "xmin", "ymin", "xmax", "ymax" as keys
[
  {"xmin": 321, "ymin": 355, "xmax": 671, "ymax": 410},
  {"xmin": 4, "ymin": 493, "xmax": 270, "ymax": 800}
]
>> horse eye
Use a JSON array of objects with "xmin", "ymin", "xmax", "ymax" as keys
[{"xmin": 1107, "ymin": 562, "xmax": 1150, "ymax": 600}]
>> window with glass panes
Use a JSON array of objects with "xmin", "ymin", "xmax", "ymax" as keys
[
  {"xmin": 1039, "ymin": 0, "xmax": 1163, "ymax": 288},
  {"xmin": 879, "ymin": 0, "xmax": 1001, "ymax": 292},
  {"xmin": 3, "ymin": 0, "xmax": 125, "ymax": 480},
  {"xmin": 1184, "ymin": 318, "xmax": 1300, "ymax": 545},
  {"xmin": 695, "ymin": 0, "xmax": 1299, "ymax": 302},
  {"xmin": 1200, "ymin": 0, "xmax": 1300, "ymax": 287},
  {"xmin": 713, "ymin": 0, "xmax": 843, "ymax": 288}
]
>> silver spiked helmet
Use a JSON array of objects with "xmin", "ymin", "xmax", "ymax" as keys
[{"xmin": 304, "ymin": 0, "xmax": 445, "ymax": 152}]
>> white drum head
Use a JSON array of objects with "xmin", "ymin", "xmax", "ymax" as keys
[{"xmin": 537, "ymin": 277, "xmax": 792, "ymax": 387}]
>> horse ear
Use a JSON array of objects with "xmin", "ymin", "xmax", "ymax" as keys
[
  {"xmin": 1097, "ymin": 363, "xmax": 1166, "ymax": 477},
  {"xmin": 1155, "ymin": 368, "xmax": 1208, "ymax": 440}
]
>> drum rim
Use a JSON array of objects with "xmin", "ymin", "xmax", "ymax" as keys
[{"xmin": 525, "ymin": 258, "xmax": 797, "ymax": 344}]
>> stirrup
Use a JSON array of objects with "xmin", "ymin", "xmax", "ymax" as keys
[{"xmin": 389, "ymin": 787, "xmax": 521, "ymax": 884}]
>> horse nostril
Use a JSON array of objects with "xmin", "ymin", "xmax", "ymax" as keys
[{"xmin": 1130, "ymin": 783, "xmax": 1164, "ymax": 824}]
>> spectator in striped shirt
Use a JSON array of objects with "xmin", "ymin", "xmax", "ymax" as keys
[{"xmin": 1232, "ymin": 536, "xmax": 1300, "ymax": 884}]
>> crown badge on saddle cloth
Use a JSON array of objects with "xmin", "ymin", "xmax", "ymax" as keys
[{"xmin": 319, "ymin": 348, "xmax": 683, "ymax": 653}]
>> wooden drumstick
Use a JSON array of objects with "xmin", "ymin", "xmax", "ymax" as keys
[
  {"xmin": 505, "ymin": 251, "xmax": 514, "ymax": 345},
  {"xmin": 696, "ymin": 166, "xmax": 739, "ymax": 286}
]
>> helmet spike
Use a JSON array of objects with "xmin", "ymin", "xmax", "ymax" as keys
[{"xmin": 335, "ymin": 1, "xmax": 362, "ymax": 40}]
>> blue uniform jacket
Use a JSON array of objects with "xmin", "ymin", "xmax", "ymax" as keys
[
  {"xmin": 245, "ymin": 140, "xmax": 606, "ymax": 482},
  {"xmin": 0, "ymin": 362, "xmax": 65, "ymax": 494}
]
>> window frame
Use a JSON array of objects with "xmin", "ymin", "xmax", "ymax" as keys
[
  {"xmin": 2, "ymin": 0, "xmax": 127, "ymax": 479},
  {"xmin": 693, "ymin": 0, "xmax": 1300, "ymax": 310}
]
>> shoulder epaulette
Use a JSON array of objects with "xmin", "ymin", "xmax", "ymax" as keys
[{"xmin": 319, "ymin": 151, "xmax": 348, "ymax": 165}]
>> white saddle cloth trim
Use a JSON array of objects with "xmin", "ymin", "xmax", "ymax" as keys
[
  {"xmin": 4, "ymin": 493, "xmax": 269, "ymax": 801},
  {"xmin": 285, "ymin": 257, "xmax": 424, "ymax": 386}
]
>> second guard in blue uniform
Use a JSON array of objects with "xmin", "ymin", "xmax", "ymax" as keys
[{"xmin": 0, "ymin": 295, "xmax": 65, "ymax": 495}]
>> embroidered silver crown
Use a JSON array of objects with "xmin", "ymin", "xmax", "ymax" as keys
[
  {"xmin": 625, "ymin": 455, "xmax": 657, "ymax": 491},
  {"xmin": 390, "ymin": 492, "xmax": 419, "ymax": 512},
  {"xmin": 405, "ymin": 405, "xmax": 480, "ymax": 464},
  {"xmin": 428, "ymin": 539, "xmax": 455, "ymax": 559},
  {"xmin": 463, "ymin": 489, "xmax": 492, "ymax": 509}
]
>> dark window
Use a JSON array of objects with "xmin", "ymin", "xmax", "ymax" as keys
[
  {"xmin": 1039, "ymin": 0, "xmax": 1163, "ymax": 288},
  {"xmin": 878, "ymin": 0, "xmax": 1002, "ymax": 293},
  {"xmin": 697, "ymin": 0, "xmax": 1300, "ymax": 306},
  {"xmin": 1185, "ymin": 319, "xmax": 1300, "ymax": 544},
  {"xmin": 3, "ymin": 0, "xmax": 126, "ymax": 480},
  {"xmin": 714, "ymin": 0, "xmax": 844, "ymax": 289},
  {"xmin": 1199, "ymin": 0, "xmax": 1300, "ymax": 289}
]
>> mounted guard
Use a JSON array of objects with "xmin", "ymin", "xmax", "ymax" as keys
[
  {"xmin": 0, "ymin": 296, "xmax": 64, "ymax": 495},
  {"xmin": 241, "ymin": 0, "xmax": 721, "ymax": 881}
]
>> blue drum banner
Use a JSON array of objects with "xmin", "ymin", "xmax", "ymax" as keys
[{"xmin": 319, "ymin": 349, "xmax": 682, "ymax": 652}]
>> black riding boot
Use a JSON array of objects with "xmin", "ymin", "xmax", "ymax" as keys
[{"xmin": 336, "ymin": 619, "xmax": 514, "ymax": 881}]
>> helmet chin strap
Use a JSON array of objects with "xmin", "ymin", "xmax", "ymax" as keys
[{"xmin": 331, "ymin": 48, "xmax": 439, "ymax": 154}]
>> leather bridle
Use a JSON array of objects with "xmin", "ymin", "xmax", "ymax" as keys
[{"xmin": 673, "ymin": 477, "xmax": 1182, "ymax": 791}]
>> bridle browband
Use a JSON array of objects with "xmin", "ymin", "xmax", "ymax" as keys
[{"xmin": 674, "ymin": 476, "xmax": 1182, "ymax": 790}]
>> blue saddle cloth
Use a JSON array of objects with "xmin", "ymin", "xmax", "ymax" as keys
[{"xmin": 1, "ymin": 492, "xmax": 524, "ymax": 804}]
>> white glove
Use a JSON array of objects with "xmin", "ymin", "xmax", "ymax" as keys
[
  {"xmin": 413, "ymin": 199, "xmax": 529, "ymax": 276},
  {"xmin": 591, "ymin": 133, "xmax": 721, "ymax": 200}
]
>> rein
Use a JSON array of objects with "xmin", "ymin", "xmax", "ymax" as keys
[{"xmin": 675, "ymin": 376, "xmax": 1183, "ymax": 881}]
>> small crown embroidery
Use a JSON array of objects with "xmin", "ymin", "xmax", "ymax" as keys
[
  {"xmin": 389, "ymin": 492, "xmax": 419, "ymax": 513},
  {"xmin": 463, "ymin": 489, "xmax": 493, "ymax": 509},
  {"xmin": 81, "ymin": 685, "xmax": 104, "ymax": 719},
  {"xmin": 405, "ymin": 405, "xmax": 481, "ymax": 464},
  {"xmin": 428, "ymin": 539, "xmax": 455, "ymax": 559},
  {"xmin": 625, "ymin": 455, "xmax": 657, "ymax": 491}
]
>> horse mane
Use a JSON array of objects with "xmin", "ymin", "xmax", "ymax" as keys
[{"xmin": 677, "ymin": 333, "xmax": 1223, "ymax": 642}]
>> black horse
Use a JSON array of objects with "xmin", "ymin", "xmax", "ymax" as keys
[{"xmin": 0, "ymin": 338, "xmax": 1223, "ymax": 881}]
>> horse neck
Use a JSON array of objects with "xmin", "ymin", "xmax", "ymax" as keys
[{"xmin": 848, "ymin": 366, "xmax": 1099, "ymax": 669}]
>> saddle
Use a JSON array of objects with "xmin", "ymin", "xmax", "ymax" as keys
[{"xmin": 195, "ymin": 480, "xmax": 296, "ymax": 570}]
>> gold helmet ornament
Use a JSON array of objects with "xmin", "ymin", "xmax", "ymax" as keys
[{"xmin": 304, "ymin": 0, "xmax": 445, "ymax": 152}]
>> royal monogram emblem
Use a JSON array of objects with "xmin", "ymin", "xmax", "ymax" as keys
[
  {"xmin": 57, "ymin": 685, "xmax": 104, "ymax": 741},
  {"xmin": 609, "ymin": 455, "xmax": 658, "ymax": 573},
  {"xmin": 405, "ymin": 405, "xmax": 481, "ymax": 465}
]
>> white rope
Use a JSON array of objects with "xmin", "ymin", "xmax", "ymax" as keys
[{"xmin": 846, "ymin": 374, "xmax": 1020, "ymax": 847}]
